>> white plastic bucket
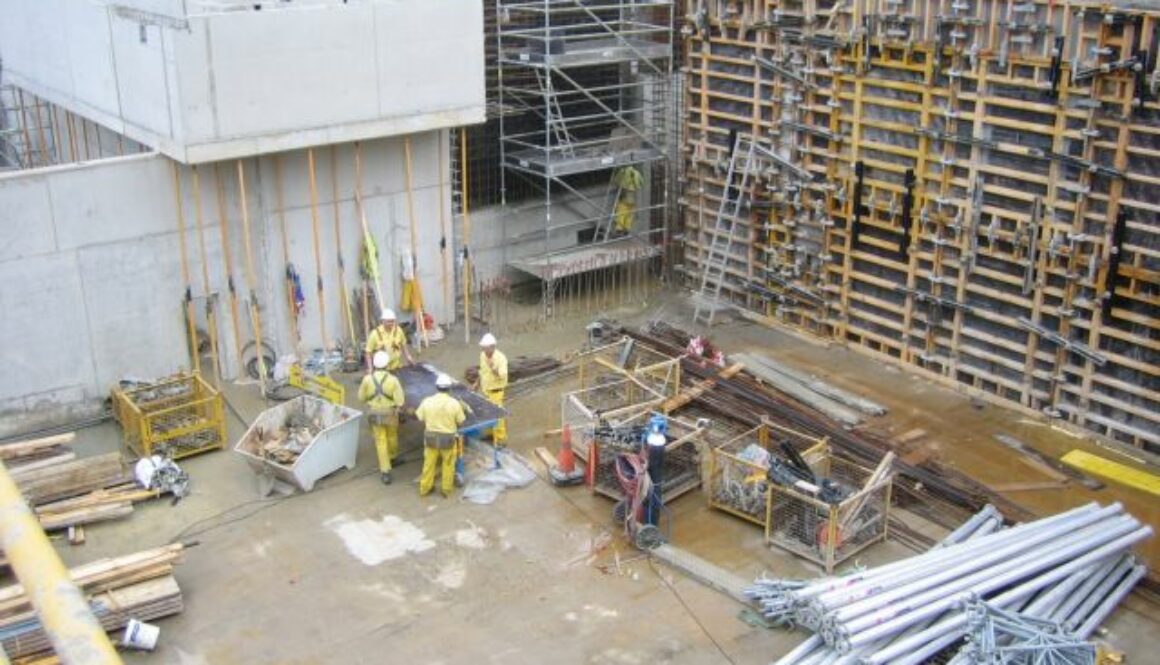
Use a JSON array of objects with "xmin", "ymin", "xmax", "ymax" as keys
[{"xmin": 122, "ymin": 618, "xmax": 160, "ymax": 650}]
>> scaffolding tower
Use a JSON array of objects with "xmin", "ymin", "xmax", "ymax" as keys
[{"xmin": 497, "ymin": 0, "xmax": 675, "ymax": 316}]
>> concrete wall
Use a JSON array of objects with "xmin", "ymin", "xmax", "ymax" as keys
[
  {"xmin": 0, "ymin": 131, "xmax": 451, "ymax": 436},
  {"xmin": 0, "ymin": 0, "xmax": 485, "ymax": 163},
  {"xmin": 0, "ymin": 153, "xmax": 195, "ymax": 434},
  {"xmin": 462, "ymin": 194, "xmax": 604, "ymax": 283},
  {"xmin": 252, "ymin": 133, "xmax": 455, "ymax": 356}
]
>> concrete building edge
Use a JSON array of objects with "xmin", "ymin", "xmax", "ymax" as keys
[
  {"xmin": 3, "ymin": 68, "xmax": 486, "ymax": 164},
  {"xmin": 0, "ymin": 151, "xmax": 160, "ymax": 183},
  {"xmin": 177, "ymin": 108, "xmax": 487, "ymax": 164}
]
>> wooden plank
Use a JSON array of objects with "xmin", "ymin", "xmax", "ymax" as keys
[
  {"xmin": 1, "ymin": 575, "xmax": 183, "ymax": 659},
  {"xmin": 893, "ymin": 428, "xmax": 928, "ymax": 446},
  {"xmin": 38, "ymin": 502, "xmax": 134, "ymax": 532},
  {"xmin": 533, "ymin": 446, "xmax": 558, "ymax": 471},
  {"xmin": 992, "ymin": 480, "xmax": 1069, "ymax": 492},
  {"xmin": 11, "ymin": 453, "xmax": 130, "ymax": 506},
  {"xmin": 736, "ymin": 357, "xmax": 863, "ymax": 427},
  {"xmin": 34, "ymin": 486, "xmax": 159, "ymax": 514},
  {"xmin": 1016, "ymin": 456, "xmax": 1070, "ymax": 483},
  {"xmin": 5, "ymin": 452, "xmax": 77, "ymax": 475},
  {"xmin": 0, "ymin": 433, "xmax": 75, "ymax": 459},
  {"xmin": 661, "ymin": 363, "xmax": 744, "ymax": 413}
]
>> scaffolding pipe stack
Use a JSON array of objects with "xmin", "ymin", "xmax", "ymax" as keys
[{"xmin": 748, "ymin": 503, "xmax": 1150, "ymax": 664}]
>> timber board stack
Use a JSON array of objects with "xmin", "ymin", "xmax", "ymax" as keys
[
  {"xmin": 2, "ymin": 433, "xmax": 156, "ymax": 534},
  {"xmin": 680, "ymin": 0, "xmax": 1159, "ymax": 453},
  {"xmin": 0, "ymin": 545, "xmax": 185, "ymax": 660}
]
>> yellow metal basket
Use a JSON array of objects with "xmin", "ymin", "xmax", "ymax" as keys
[
  {"xmin": 111, "ymin": 372, "xmax": 226, "ymax": 459},
  {"xmin": 708, "ymin": 421, "xmax": 827, "ymax": 528}
]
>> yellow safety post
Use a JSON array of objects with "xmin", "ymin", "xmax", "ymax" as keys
[
  {"xmin": 191, "ymin": 165, "xmax": 222, "ymax": 388},
  {"xmin": 0, "ymin": 460, "xmax": 122, "ymax": 664},
  {"xmin": 170, "ymin": 162, "xmax": 201, "ymax": 374},
  {"xmin": 213, "ymin": 163, "xmax": 247, "ymax": 375},
  {"xmin": 306, "ymin": 148, "xmax": 329, "ymax": 350},
  {"xmin": 236, "ymin": 159, "xmax": 269, "ymax": 394},
  {"xmin": 273, "ymin": 155, "xmax": 301, "ymax": 347},
  {"xmin": 330, "ymin": 145, "xmax": 357, "ymax": 344},
  {"xmin": 460, "ymin": 130, "xmax": 472, "ymax": 344},
  {"xmin": 402, "ymin": 137, "xmax": 428, "ymax": 347},
  {"xmin": 353, "ymin": 142, "xmax": 385, "ymax": 322},
  {"xmin": 437, "ymin": 132, "xmax": 452, "ymax": 331}
]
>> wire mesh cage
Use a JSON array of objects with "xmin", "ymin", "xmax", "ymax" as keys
[
  {"xmin": 766, "ymin": 453, "xmax": 893, "ymax": 573},
  {"xmin": 589, "ymin": 411, "xmax": 705, "ymax": 504},
  {"xmin": 111, "ymin": 372, "xmax": 226, "ymax": 459},
  {"xmin": 707, "ymin": 420, "xmax": 828, "ymax": 527},
  {"xmin": 560, "ymin": 377, "xmax": 664, "ymax": 459},
  {"xmin": 578, "ymin": 337, "xmax": 682, "ymax": 397}
]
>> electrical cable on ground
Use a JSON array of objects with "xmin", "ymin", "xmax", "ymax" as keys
[
  {"xmin": 167, "ymin": 441, "xmax": 427, "ymax": 544},
  {"xmin": 648, "ymin": 558, "xmax": 738, "ymax": 665}
]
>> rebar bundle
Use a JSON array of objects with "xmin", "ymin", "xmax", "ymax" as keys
[{"xmin": 621, "ymin": 322, "xmax": 1034, "ymax": 525}]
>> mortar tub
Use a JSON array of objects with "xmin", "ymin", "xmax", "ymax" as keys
[{"xmin": 234, "ymin": 395, "xmax": 363, "ymax": 491}]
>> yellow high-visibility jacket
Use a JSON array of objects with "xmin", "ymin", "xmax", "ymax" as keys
[
  {"xmin": 416, "ymin": 392, "xmax": 467, "ymax": 435},
  {"xmin": 479, "ymin": 350, "xmax": 509, "ymax": 394},
  {"xmin": 358, "ymin": 370, "xmax": 404, "ymax": 415},
  {"xmin": 365, "ymin": 325, "xmax": 407, "ymax": 369}
]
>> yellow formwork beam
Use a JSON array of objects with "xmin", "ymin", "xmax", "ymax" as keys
[{"xmin": 1061, "ymin": 450, "xmax": 1160, "ymax": 497}]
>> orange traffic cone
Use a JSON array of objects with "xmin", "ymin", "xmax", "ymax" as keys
[
  {"xmin": 585, "ymin": 435, "xmax": 598, "ymax": 487},
  {"xmin": 558, "ymin": 425, "xmax": 576, "ymax": 473},
  {"xmin": 550, "ymin": 424, "xmax": 584, "ymax": 486}
]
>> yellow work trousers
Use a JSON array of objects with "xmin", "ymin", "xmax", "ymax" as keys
[
  {"xmin": 370, "ymin": 415, "xmax": 399, "ymax": 472},
  {"xmin": 419, "ymin": 443, "xmax": 457, "ymax": 496},
  {"xmin": 401, "ymin": 279, "xmax": 423, "ymax": 312},
  {"xmin": 486, "ymin": 390, "xmax": 506, "ymax": 444},
  {"xmin": 614, "ymin": 199, "xmax": 636, "ymax": 232}
]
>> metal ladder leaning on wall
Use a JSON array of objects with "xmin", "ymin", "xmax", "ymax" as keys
[
  {"xmin": 534, "ymin": 68, "xmax": 575, "ymax": 158},
  {"xmin": 692, "ymin": 134, "xmax": 757, "ymax": 326}
]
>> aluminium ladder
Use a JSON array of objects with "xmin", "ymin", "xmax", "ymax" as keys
[
  {"xmin": 692, "ymin": 135, "xmax": 758, "ymax": 325},
  {"xmin": 534, "ymin": 68, "xmax": 575, "ymax": 158},
  {"xmin": 593, "ymin": 174, "xmax": 624, "ymax": 242}
]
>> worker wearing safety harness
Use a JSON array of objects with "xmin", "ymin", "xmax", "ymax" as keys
[
  {"xmin": 478, "ymin": 333, "xmax": 509, "ymax": 445},
  {"xmin": 415, "ymin": 374, "xmax": 467, "ymax": 498},
  {"xmin": 358, "ymin": 351, "xmax": 405, "ymax": 485},
  {"xmin": 365, "ymin": 308, "xmax": 413, "ymax": 371}
]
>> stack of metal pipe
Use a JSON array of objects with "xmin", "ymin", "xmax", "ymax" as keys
[{"xmin": 746, "ymin": 503, "xmax": 1150, "ymax": 664}]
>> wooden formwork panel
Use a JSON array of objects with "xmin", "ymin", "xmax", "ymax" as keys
[{"xmin": 681, "ymin": 0, "xmax": 1160, "ymax": 452}]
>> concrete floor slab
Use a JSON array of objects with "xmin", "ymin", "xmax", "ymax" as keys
[{"xmin": 17, "ymin": 289, "xmax": 1157, "ymax": 664}]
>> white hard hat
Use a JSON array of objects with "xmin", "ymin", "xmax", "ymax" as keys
[
  {"xmin": 435, "ymin": 373, "xmax": 454, "ymax": 389},
  {"xmin": 479, "ymin": 333, "xmax": 497, "ymax": 347},
  {"xmin": 372, "ymin": 351, "xmax": 390, "ymax": 369},
  {"xmin": 380, "ymin": 308, "xmax": 397, "ymax": 321}
]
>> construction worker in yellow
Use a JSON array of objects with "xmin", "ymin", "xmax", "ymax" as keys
[
  {"xmin": 358, "ymin": 351, "xmax": 405, "ymax": 485},
  {"xmin": 478, "ymin": 333, "xmax": 509, "ymax": 445},
  {"xmin": 612, "ymin": 165, "xmax": 642, "ymax": 236},
  {"xmin": 364, "ymin": 308, "xmax": 413, "ymax": 371},
  {"xmin": 415, "ymin": 374, "xmax": 467, "ymax": 497}
]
